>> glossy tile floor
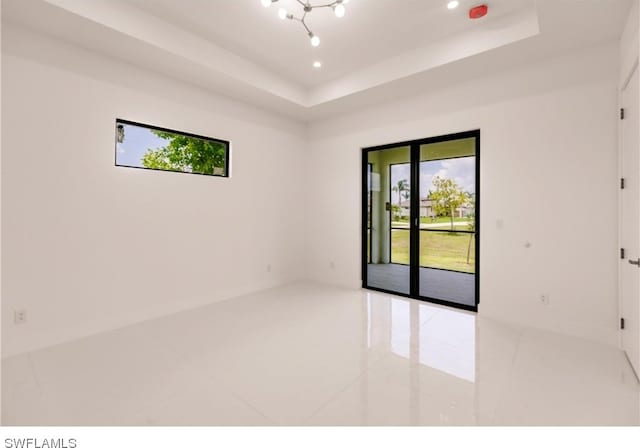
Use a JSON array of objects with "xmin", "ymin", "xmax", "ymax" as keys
[{"xmin": 3, "ymin": 283, "xmax": 639, "ymax": 426}]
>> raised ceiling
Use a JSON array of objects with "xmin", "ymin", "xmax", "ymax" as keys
[
  {"xmin": 125, "ymin": 0, "xmax": 536, "ymax": 88},
  {"xmin": 2, "ymin": 0, "xmax": 633, "ymax": 121}
]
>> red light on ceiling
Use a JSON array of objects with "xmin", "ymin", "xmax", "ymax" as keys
[{"xmin": 469, "ymin": 4, "xmax": 488, "ymax": 19}]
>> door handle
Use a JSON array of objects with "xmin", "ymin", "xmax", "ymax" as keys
[{"xmin": 630, "ymin": 259, "xmax": 640, "ymax": 266}]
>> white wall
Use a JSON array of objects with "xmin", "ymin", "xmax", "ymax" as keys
[
  {"xmin": 1, "ymin": 23, "xmax": 626, "ymax": 356},
  {"xmin": 619, "ymin": 0, "xmax": 639, "ymax": 90},
  {"xmin": 306, "ymin": 43, "xmax": 621, "ymax": 346},
  {"xmin": 1, "ymin": 24, "xmax": 307, "ymax": 357}
]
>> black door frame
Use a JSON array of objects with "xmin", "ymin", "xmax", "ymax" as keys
[{"xmin": 361, "ymin": 129, "xmax": 481, "ymax": 312}]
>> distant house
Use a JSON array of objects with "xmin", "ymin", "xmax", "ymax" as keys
[{"xmin": 397, "ymin": 198, "xmax": 473, "ymax": 219}]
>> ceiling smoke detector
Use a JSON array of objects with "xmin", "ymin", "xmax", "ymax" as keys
[{"xmin": 469, "ymin": 4, "xmax": 488, "ymax": 19}]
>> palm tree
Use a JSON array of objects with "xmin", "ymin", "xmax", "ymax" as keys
[{"xmin": 392, "ymin": 179, "xmax": 409, "ymax": 206}]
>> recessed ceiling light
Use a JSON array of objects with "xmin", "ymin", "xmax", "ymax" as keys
[
  {"xmin": 313, "ymin": 61, "xmax": 322, "ymax": 68},
  {"xmin": 447, "ymin": 1, "xmax": 460, "ymax": 9}
]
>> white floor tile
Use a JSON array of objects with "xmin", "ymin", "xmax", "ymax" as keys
[{"xmin": 2, "ymin": 283, "xmax": 638, "ymax": 426}]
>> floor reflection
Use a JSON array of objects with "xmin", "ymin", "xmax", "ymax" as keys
[{"xmin": 368, "ymin": 294, "xmax": 476, "ymax": 382}]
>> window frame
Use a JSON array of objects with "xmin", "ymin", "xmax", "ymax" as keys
[{"xmin": 115, "ymin": 118, "xmax": 231, "ymax": 178}]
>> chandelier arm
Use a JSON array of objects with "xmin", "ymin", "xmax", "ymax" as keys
[
  {"xmin": 295, "ymin": 11, "xmax": 307, "ymax": 25},
  {"xmin": 295, "ymin": 0, "xmax": 307, "ymax": 7},
  {"xmin": 311, "ymin": 2, "xmax": 339, "ymax": 9},
  {"xmin": 300, "ymin": 17, "xmax": 313, "ymax": 35}
]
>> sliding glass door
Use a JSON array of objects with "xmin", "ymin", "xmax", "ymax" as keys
[
  {"xmin": 364, "ymin": 146, "xmax": 412, "ymax": 295},
  {"xmin": 362, "ymin": 131, "xmax": 479, "ymax": 311},
  {"xmin": 418, "ymin": 136, "xmax": 478, "ymax": 308}
]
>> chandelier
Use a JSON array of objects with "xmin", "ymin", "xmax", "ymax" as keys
[{"xmin": 261, "ymin": 0, "xmax": 351, "ymax": 47}]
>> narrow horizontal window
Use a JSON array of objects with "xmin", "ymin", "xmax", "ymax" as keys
[{"xmin": 115, "ymin": 119, "xmax": 230, "ymax": 178}]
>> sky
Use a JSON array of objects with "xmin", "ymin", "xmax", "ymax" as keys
[
  {"xmin": 116, "ymin": 123, "xmax": 170, "ymax": 167},
  {"xmin": 390, "ymin": 157, "xmax": 476, "ymax": 204}
]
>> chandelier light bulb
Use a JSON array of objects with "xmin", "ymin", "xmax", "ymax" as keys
[
  {"xmin": 447, "ymin": 1, "xmax": 460, "ymax": 9},
  {"xmin": 313, "ymin": 61, "xmax": 322, "ymax": 68},
  {"xmin": 267, "ymin": 0, "xmax": 347, "ymax": 47}
]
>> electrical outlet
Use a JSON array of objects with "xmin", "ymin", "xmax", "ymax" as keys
[
  {"xmin": 14, "ymin": 310, "xmax": 27, "ymax": 324},
  {"xmin": 330, "ymin": 261, "xmax": 335, "ymax": 269},
  {"xmin": 266, "ymin": 264, "xmax": 272, "ymax": 273},
  {"xmin": 539, "ymin": 293, "xmax": 550, "ymax": 305}
]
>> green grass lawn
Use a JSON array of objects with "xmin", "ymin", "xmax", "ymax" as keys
[{"xmin": 391, "ymin": 230, "xmax": 475, "ymax": 273}]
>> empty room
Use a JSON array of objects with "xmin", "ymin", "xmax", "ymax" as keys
[{"xmin": 1, "ymin": 0, "xmax": 640, "ymax": 437}]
